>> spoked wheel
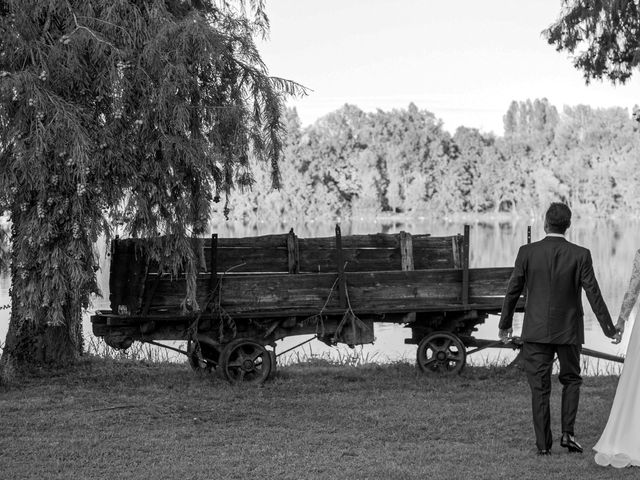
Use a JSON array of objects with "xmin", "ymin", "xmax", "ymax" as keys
[
  {"xmin": 219, "ymin": 339, "xmax": 273, "ymax": 385},
  {"xmin": 187, "ymin": 339, "xmax": 220, "ymax": 372},
  {"xmin": 417, "ymin": 331, "xmax": 466, "ymax": 375}
]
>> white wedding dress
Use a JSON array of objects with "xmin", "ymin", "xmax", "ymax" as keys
[{"xmin": 593, "ymin": 250, "xmax": 640, "ymax": 468}]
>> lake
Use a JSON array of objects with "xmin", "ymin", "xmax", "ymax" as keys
[{"xmin": 0, "ymin": 216, "xmax": 637, "ymax": 374}]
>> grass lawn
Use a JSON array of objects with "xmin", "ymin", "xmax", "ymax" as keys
[{"xmin": 0, "ymin": 357, "xmax": 635, "ymax": 480}]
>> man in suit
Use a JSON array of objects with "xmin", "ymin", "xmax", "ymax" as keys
[{"xmin": 499, "ymin": 202, "xmax": 620, "ymax": 456}]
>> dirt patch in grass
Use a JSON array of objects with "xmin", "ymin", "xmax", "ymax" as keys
[{"xmin": 0, "ymin": 357, "xmax": 635, "ymax": 480}]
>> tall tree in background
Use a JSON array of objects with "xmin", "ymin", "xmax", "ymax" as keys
[
  {"xmin": 370, "ymin": 104, "xmax": 453, "ymax": 214},
  {"xmin": 544, "ymin": 0, "xmax": 640, "ymax": 84},
  {"xmin": 0, "ymin": 0, "xmax": 304, "ymax": 374},
  {"xmin": 299, "ymin": 105, "xmax": 371, "ymax": 217}
]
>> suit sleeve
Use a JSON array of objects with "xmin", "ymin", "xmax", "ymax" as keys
[
  {"xmin": 499, "ymin": 246, "xmax": 526, "ymax": 330},
  {"xmin": 581, "ymin": 249, "xmax": 616, "ymax": 338},
  {"xmin": 618, "ymin": 249, "xmax": 640, "ymax": 324}
]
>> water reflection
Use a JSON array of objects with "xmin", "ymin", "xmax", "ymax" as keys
[{"xmin": 0, "ymin": 218, "xmax": 636, "ymax": 374}]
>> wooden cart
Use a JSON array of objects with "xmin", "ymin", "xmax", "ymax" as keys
[{"xmin": 91, "ymin": 225, "xmax": 525, "ymax": 383}]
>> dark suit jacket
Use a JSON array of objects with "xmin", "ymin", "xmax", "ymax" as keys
[{"xmin": 500, "ymin": 236, "xmax": 616, "ymax": 344}]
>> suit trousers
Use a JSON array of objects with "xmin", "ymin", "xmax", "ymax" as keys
[{"xmin": 521, "ymin": 342, "xmax": 582, "ymax": 450}]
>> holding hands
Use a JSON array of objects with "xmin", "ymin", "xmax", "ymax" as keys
[{"xmin": 611, "ymin": 318, "xmax": 625, "ymax": 345}]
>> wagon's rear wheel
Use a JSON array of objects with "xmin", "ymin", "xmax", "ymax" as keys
[
  {"xmin": 187, "ymin": 339, "xmax": 220, "ymax": 372},
  {"xmin": 417, "ymin": 331, "xmax": 466, "ymax": 375},
  {"xmin": 219, "ymin": 339, "xmax": 273, "ymax": 384}
]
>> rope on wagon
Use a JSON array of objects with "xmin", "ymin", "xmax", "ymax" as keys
[
  {"xmin": 184, "ymin": 262, "xmax": 245, "ymax": 364},
  {"xmin": 331, "ymin": 278, "xmax": 375, "ymax": 347}
]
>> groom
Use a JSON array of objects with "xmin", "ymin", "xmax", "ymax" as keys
[{"xmin": 498, "ymin": 202, "xmax": 619, "ymax": 456}]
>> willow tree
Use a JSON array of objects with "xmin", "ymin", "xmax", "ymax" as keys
[
  {"xmin": 544, "ymin": 0, "xmax": 640, "ymax": 84},
  {"xmin": 0, "ymin": 0, "xmax": 304, "ymax": 374}
]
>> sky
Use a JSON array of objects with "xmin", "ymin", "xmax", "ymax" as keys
[{"xmin": 257, "ymin": 0, "xmax": 640, "ymax": 135}]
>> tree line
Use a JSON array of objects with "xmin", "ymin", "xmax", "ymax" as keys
[{"xmin": 227, "ymin": 99, "xmax": 640, "ymax": 223}]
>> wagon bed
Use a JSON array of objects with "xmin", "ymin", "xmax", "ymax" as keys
[{"xmin": 91, "ymin": 225, "xmax": 524, "ymax": 383}]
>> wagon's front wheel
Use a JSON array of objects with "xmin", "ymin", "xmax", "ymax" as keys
[
  {"xmin": 220, "ymin": 339, "xmax": 273, "ymax": 385},
  {"xmin": 417, "ymin": 331, "xmax": 466, "ymax": 375}
]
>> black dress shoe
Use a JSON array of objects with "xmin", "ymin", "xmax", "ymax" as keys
[
  {"xmin": 560, "ymin": 433, "xmax": 583, "ymax": 453},
  {"xmin": 537, "ymin": 449, "xmax": 551, "ymax": 456}
]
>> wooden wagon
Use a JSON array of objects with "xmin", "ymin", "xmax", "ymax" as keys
[{"xmin": 91, "ymin": 225, "xmax": 525, "ymax": 383}]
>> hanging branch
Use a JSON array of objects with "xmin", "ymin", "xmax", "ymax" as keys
[{"xmin": 185, "ymin": 261, "xmax": 245, "ymax": 358}]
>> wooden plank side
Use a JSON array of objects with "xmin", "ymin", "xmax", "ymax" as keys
[
  {"xmin": 287, "ymin": 229, "xmax": 300, "ymax": 274},
  {"xmin": 143, "ymin": 267, "xmax": 515, "ymax": 302},
  {"xmin": 143, "ymin": 247, "xmax": 290, "ymax": 274},
  {"xmin": 400, "ymin": 232, "xmax": 416, "ymax": 322},
  {"xmin": 298, "ymin": 235, "xmax": 460, "ymax": 272},
  {"xmin": 299, "ymin": 233, "xmax": 401, "ymax": 250},
  {"xmin": 147, "ymin": 273, "xmax": 342, "ymax": 312},
  {"xmin": 211, "ymin": 234, "xmax": 289, "ymax": 248},
  {"xmin": 212, "ymin": 247, "xmax": 289, "ymax": 273},
  {"xmin": 462, "ymin": 225, "xmax": 470, "ymax": 306},
  {"xmin": 468, "ymin": 267, "xmax": 514, "ymax": 298},
  {"xmin": 142, "ymin": 268, "xmax": 516, "ymax": 315},
  {"xmin": 116, "ymin": 233, "xmax": 461, "ymax": 275},
  {"xmin": 298, "ymin": 247, "xmax": 401, "ymax": 273},
  {"xmin": 109, "ymin": 238, "xmax": 148, "ymax": 313},
  {"xmin": 412, "ymin": 235, "xmax": 459, "ymax": 269}
]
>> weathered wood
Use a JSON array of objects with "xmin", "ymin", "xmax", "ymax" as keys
[
  {"xmin": 108, "ymin": 231, "xmax": 482, "ymax": 315},
  {"xmin": 140, "ymin": 263, "xmax": 160, "ymax": 316},
  {"xmin": 112, "ymin": 233, "xmax": 290, "ymax": 251},
  {"xmin": 297, "ymin": 236, "xmax": 459, "ymax": 272},
  {"xmin": 300, "ymin": 233, "xmax": 402, "ymax": 250},
  {"xmin": 298, "ymin": 248, "xmax": 398, "ymax": 273},
  {"xmin": 300, "ymin": 233, "xmax": 436, "ymax": 250},
  {"xmin": 462, "ymin": 225, "xmax": 470, "ymax": 306},
  {"xmin": 143, "ymin": 267, "xmax": 515, "ymax": 315},
  {"xmin": 287, "ymin": 228, "xmax": 300, "ymax": 274},
  {"xmin": 118, "ymin": 234, "xmax": 461, "ymax": 275},
  {"xmin": 413, "ymin": 236, "xmax": 460, "ymax": 270},
  {"xmin": 400, "ymin": 231, "xmax": 416, "ymax": 322},
  {"xmin": 335, "ymin": 225, "xmax": 347, "ymax": 308},
  {"xmin": 214, "ymin": 234, "xmax": 289, "ymax": 248},
  {"xmin": 451, "ymin": 236, "xmax": 461, "ymax": 269},
  {"xmin": 108, "ymin": 236, "xmax": 125, "ymax": 311},
  {"xmin": 207, "ymin": 247, "xmax": 290, "ymax": 273},
  {"xmin": 109, "ymin": 238, "xmax": 148, "ymax": 314},
  {"xmin": 399, "ymin": 231, "xmax": 414, "ymax": 270}
]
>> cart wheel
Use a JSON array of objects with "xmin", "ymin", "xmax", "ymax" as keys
[
  {"xmin": 219, "ymin": 339, "xmax": 273, "ymax": 385},
  {"xmin": 187, "ymin": 339, "xmax": 220, "ymax": 372},
  {"xmin": 417, "ymin": 331, "xmax": 466, "ymax": 375}
]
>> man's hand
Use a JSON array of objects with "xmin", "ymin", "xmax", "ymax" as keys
[{"xmin": 498, "ymin": 328, "xmax": 513, "ymax": 343}]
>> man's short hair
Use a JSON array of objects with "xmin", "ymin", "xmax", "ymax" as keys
[{"xmin": 545, "ymin": 202, "xmax": 572, "ymax": 233}]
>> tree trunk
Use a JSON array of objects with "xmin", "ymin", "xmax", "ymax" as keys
[
  {"xmin": 1, "ymin": 298, "xmax": 83, "ymax": 377},
  {"xmin": 0, "ymin": 212, "xmax": 84, "ymax": 382}
]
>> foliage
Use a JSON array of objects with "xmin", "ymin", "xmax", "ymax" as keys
[
  {"xmin": 229, "ymin": 99, "xmax": 640, "ymax": 223},
  {"xmin": 544, "ymin": 0, "xmax": 640, "ymax": 84},
  {"xmin": 0, "ymin": 0, "xmax": 304, "ymax": 364}
]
